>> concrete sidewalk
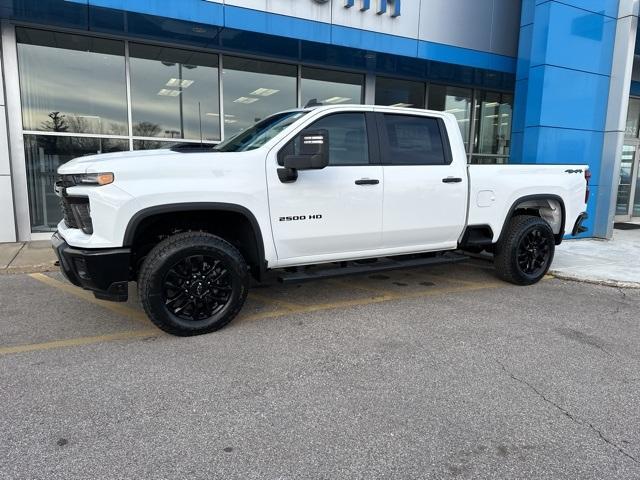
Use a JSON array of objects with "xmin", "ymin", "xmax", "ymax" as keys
[
  {"xmin": 551, "ymin": 228, "xmax": 640, "ymax": 288},
  {"xmin": 0, "ymin": 240, "xmax": 57, "ymax": 274}
]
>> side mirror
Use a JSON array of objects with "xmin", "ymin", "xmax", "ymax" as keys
[{"xmin": 278, "ymin": 129, "xmax": 329, "ymax": 183}]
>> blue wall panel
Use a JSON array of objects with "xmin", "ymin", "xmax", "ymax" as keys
[
  {"xmin": 525, "ymin": 65, "xmax": 609, "ymax": 131},
  {"xmin": 512, "ymin": 78, "xmax": 529, "ymax": 133},
  {"xmin": 332, "ymin": 25, "xmax": 418, "ymax": 59},
  {"xmin": 66, "ymin": 0, "xmax": 224, "ymax": 25},
  {"xmin": 530, "ymin": 1, "xmax": 615, "ymax": 76},
  {"xmin": 535, "ymin": 0, "xmax": 619, "ymax": 19},
  {"xmin": 516, "ymin": 23, "xmax": 533, "ymax": 80},
  {"xmin": 521, "ymin": 127, "xmax": 604, "ymax": 181},
  {"xmin": 417, "ymin": 40, "xmax": 516, "ymax": 73},
  {"xmin": 521, "ymin": 0, "xmax": 536, "ymax": 26}
]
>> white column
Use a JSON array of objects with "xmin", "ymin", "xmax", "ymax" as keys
[
  {"xmin": 1, "ymin": 22, "xmax": 30, "ymax": 241},
  {"xmin": 596, "ymin": 0, "xmax": 639, "ymax": 237},
  {"xmin": 0, "ymin": 24, "xmax": 17, "ymax": 243}
]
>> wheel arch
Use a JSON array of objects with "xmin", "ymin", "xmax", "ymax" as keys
[
  {"xmin": 123, "ymin": 203, "xmax": 266, "ymax": 280},
  {"xmin": 497, "ymin": 194, "xmax": 566, "ymax": 245}
]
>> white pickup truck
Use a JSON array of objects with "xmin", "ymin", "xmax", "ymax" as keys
[{"xmin": 53, "ymin": 105, "xmax": 589, "ymax": 336}]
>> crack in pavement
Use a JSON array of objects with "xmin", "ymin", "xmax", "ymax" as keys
[
  {"xmin": 616, "ymin": 287, "xmax": 628, "ymax": 299},
  {"xmin": 495, "ymin": 359, "xmax": 639, "ymax": 466}
]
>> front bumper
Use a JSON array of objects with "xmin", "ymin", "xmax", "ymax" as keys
[{"xmin": 52, "ymin": 231, "xmax": 131, "ymax": 302}]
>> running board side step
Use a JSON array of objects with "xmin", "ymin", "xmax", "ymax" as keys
[{"xmin": 277, "ymin": 252, "xmax": 469, "ymax": 284}]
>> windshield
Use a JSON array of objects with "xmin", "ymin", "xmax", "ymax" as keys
[{"xmin": 215, "ymin": 110, "xmax": 308, "ymax": 152}]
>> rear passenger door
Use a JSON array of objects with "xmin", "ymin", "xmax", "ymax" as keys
[{"xmin": 377, "ymin": 112, "xmax": 468, "ymax": 250}]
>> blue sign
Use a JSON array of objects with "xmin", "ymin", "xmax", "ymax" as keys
[{"xmin": 344, "ymin": 0, "xmax": 401, "ymax": 18}]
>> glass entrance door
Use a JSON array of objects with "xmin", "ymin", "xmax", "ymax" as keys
[{"xmin": 615, "ymin": 143, "xmax": 639, "ymax": 221}]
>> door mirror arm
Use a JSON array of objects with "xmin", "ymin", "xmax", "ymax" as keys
[{"xmin": 277, "ymin": 167, "xmax": 298, "ymax": 183}]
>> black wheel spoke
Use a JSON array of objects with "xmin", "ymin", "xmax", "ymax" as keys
[
  {"xmin": 516, "ymin": 226, "xmax": 552, "ymax": 276},
  {"xmin": 163, "ymin": 254, "xmax": 234, "ymax": 322}
]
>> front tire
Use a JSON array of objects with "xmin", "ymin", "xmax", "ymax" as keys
[
  {"xmin": 494, "ymin": 215, "xmax": 555, "ymax": 285},
  {"xmin": 138, "ymin": 232, "xmax": 249, "ymax": 336}
]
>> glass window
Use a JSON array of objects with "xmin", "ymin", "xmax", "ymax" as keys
[
  {"xmin": 129, "ymin": 44, "xmax": 220, "ymax": 142},
  {"xmin": 216, "ymin": 111, "xmax": 307, "ymax": 153},
  {"xmin": 282, "ymin": 113, "xmax": 369, "ymax": 166},
  {"xmin": 301, "ymin": 67, "xmax": 364, "ymax": 107},
  {"xmin": 375, "ymin": 77, "xmax": 425, "ymax": 108},
  {"xmin": 625, "ymin": 97, "xmax": 640, "ymax": 138},
  {"xmin": 16, "ymin": 28, "xmax": 128, "ymax": 135},
  {"xmin": 222, "ymin": 57, "xmax": 297, "ymax": 138},
  {"xmin": 309, "ymin": 113, "xmax": 369, "ymax": 166},
  {"xmin": 382, "ymin": 114, "xmax": 446, "ymax": 165},
  {"xmin": 616, "ymin": 145, "xmax": 636, "ymax": 216},
  {"xmin": 474, "ymin": 91, "xmax": 513, "ymax": 158},
  {"xmin": 24, "ymin": 135, "xmax": 128, "ymax": 231},
  {"xmin": 428, "ymin": 84, "xmax": 472, "ymax": 151}
]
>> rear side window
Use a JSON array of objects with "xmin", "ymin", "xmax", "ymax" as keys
[{"xmin": 382, "ymin": 114, "xmax": 447, "ymax": 165}]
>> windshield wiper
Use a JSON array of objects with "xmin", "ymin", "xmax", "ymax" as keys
[{"xmin": 170, "ymin": 144, "xmax": 217, "ymax": 153}]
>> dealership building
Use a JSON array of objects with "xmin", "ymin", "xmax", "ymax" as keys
[{"xmin": 0, "ymin": 0, "xmax": 639, "ymax": 243}]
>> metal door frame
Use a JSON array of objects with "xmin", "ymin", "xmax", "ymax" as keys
[{"xmin": 615, "ymin": 139, "xmax": 640, "ymax": 222}]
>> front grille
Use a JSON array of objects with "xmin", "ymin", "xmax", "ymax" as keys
[{"xmin": 60, "ymin": 196, "xmax": 93, "ymax": 234}]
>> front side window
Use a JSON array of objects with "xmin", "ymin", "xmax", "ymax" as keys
[
  {"xmin": 308, "ymin": 113, "xmax": 369, "ymax": 166},
  {"xmin": 279, "ymin": 113, "xmax": 370, "ymax": 166},
  {"xmin": 382, "ymin": 114, "xmax": 446, "ymax": 165}
]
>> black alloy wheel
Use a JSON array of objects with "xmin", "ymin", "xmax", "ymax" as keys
[
  {"xmin": 163, "ymin": 255, "xmax": 233, "ymax": 321},
  {"xmin": 138, "ymin": 232, "xmax": 249, "ymax": 336},
  {"xmin": 516, "ymin": 227, "xmax": 551, "ymax": 277},
  {"xmin": 494, "ymin": 215, "xmax": 556, "ymax": 286}
]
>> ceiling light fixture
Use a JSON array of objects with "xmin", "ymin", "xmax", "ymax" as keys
[
  {"xmin": 157, "ymin": 89, "xmax": 181, "ymax": 97},
  {"xmin": 322, "ymin": 96, "xmax": 351, "ymax": 104},
  {"xmin": 251, "ymin": 88, "xmax": 280, "ymax": 96},
  {"xmin": 233, "ymin": 97, "xmax": 259, "ymax": 104},
  {"xmin": 166, "ymin": 78, "xmax": 194, "ymax": 88}
]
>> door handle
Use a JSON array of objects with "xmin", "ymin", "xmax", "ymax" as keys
[
  {"xmin": 355, "ymin": 179, "xmax": 380, "ymax": 185},
  {"xmin": 442, "ymin": 177, "xmax": 462, "ymax": 183}
]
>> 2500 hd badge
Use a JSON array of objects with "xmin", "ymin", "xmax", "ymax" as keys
[{"xmin": 279, "ymin": 214, "xmax": 323, "ymax": 221}]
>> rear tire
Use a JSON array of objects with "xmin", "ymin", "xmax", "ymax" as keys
[
  {"xmin": 494, "ymin": 215, "xmax": 555, "ymax": 286},
  {"xmin": 138, "ymin": 232, "xmax": 249, "ymax": 336}
]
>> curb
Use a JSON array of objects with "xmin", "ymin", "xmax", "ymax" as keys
[
  {"xmin": 0, "ymin": 262, "xmax": 58, "ymax": 275},
  {"xmin": 549, "ymin": 271, "xmax": 640, "ymax": 289}
]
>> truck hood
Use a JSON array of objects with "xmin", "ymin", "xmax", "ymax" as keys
[{"xmin": 57, "ymin": 148, "xmax": 231, "ymax": 174}]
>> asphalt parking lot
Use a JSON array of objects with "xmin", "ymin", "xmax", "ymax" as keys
[{"xmin": 1, "ymin": 261, "xmax": 639, "ymax": 479}]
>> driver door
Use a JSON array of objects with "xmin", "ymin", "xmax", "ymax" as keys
[{"xmin": 266, "ymin": 111, "xmax": 383, "ymax": 264}]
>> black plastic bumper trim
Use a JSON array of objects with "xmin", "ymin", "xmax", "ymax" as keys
[
  {"xmin": 572, "ymin": 212, "xmax": 588, "ymax": 236},
  {"xmin": 52, "ymin": 232, "xmax": 131, "ymax": 302}
]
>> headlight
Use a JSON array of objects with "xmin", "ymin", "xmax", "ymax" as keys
[{"xmin": 77, "ymin": 172, "xmax": 114, "ymax": 186}]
